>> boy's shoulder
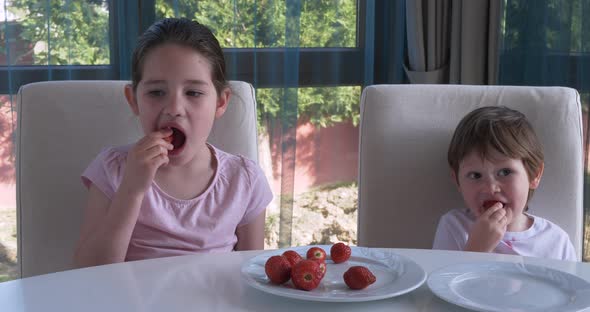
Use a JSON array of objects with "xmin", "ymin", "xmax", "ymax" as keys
[
  {"xmin": 528, "ymin": 213, "xmax": 569, "ymax": 237},
  {"xmin": 441, "ymin": 208, "xmax": 472, "ymax": 221}
]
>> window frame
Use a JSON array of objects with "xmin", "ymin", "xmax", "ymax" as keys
[{"xmin": 0, "ymin": 0, "xmax": 397, "ymax": 94}]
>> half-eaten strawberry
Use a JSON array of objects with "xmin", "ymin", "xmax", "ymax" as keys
[{"xmin": 483, "ymin": 200, "xmax": 503, "ymax": 210}]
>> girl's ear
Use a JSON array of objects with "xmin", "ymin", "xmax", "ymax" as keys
[
  {"xmin": 214, "ymin": 87, "xmax": 231, "ymax": 119},
  {"xmin": 530, "ymin": 162, "xmax": 544, "ymax": 189},
  {"xmin": 124, "ymin": 84, "xmax": 139, "ymax": 116}
]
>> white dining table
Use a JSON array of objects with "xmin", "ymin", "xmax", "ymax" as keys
[{"xmin": 0, "ymin": 248, "xmax": 588, "ymax": 312}]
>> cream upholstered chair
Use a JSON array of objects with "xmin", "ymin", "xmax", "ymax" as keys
[
  {"xmin": 16, "ymin": 80, "xmax": 259, "ymax": 277},
  {"xmin": 357, "ymin": 84, "xmax": 584, "ymax": 260}
]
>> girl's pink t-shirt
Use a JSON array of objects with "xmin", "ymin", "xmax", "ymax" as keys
[{"xmin": 82, "ymin": 144, "xmax": 272, "ymax": 261}]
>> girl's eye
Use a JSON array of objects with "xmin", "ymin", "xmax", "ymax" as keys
[
  {"xmin": 498, "ymin": 168, "xmax": 512, "ymax": 177},
  {"xmin": 467, "ymin": 172, "xmax": 481, "ymax": 179},
  {"xmin": 186, "ymin": 90, "xmax": 203, "ymax": 97},
  {"xmin": 148, "ymin": 90, "xmax": 165, "ymax": 97}
]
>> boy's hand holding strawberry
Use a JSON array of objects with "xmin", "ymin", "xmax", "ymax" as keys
[{"xmin": 465, "ymin": 202, "xmax": 512, "ymax": 252}]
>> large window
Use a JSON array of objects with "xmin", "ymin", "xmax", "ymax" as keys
[
  {"xmin": 0, "ymin": 0, "xmax": 388, "ymax": 281},
  {"xmin": 154, "ymin": 0, "xmax": 367, "ymax": 249}
]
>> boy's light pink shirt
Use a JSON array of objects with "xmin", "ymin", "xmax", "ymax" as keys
[{"xmin": 82, "ymin": 144, "xmax": 272, "ymax": 261}]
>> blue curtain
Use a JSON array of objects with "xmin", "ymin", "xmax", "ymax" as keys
[{"xmin": 499, "ymin": 0, "xmax": 590, "ymax": 256}]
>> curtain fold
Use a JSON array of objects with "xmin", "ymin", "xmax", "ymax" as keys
[
  {"xmin": 405, "ymin": 0, "xmax": 501, "ymax": 84},
  {"xmin": 499, "ymin": 0, "xmax": 590, "ymax": 260}
]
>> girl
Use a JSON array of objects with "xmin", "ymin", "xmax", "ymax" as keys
[
  {"xmin": 74, "ymin": 18, "xmax": 272, "ymax": 267},
  {"xmin": 433, "ymin": 106, "xmax": 576, "ymax": 261}
]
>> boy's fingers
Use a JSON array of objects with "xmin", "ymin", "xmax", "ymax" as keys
[{"xmin": 481, "ymin": 203, "xmax": 503, "ymax": 217}]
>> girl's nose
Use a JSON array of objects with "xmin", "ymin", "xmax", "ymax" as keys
[{"xmin": 163, "ymin": 92, "xmax": 184, "ymax": 116}]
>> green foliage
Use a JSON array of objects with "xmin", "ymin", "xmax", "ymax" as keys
[
  {"xmin": 256, "ymin": 87, "xmax": 360, "ymax": 129},
  {"xmin": 5, "ymin": 0, "xmax": 109, "ymax": 65},
  {"xmin": 503, "ymin": 0, "xmax": 588, "ymax": 52},
  {"xmin": 155, "ymin": 0, "xmax": 360, "ymax": 128},
  {"xmin": 156, "ymin": 0, "xmax": 356, "ymax": 48},
  {"xmin": 5, "ymin": 0, "xmax": 361, "ymax": 128}
]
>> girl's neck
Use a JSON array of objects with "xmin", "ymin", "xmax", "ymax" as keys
[{"xmin": 154, "ymin": 144, "xmax": 216, "ymax": 200}]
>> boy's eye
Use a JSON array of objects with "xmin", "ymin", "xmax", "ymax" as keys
[
  {"xmin": 498, "ymin": 168, "xmax": 512, "ymax": 177},
  {"xmin": 467, "ymin": 172, "xmax": 481, "ymax": 179},
  {"xmin": 186, "ymin": 90, "xmax": 203, "ymax": 97},
  {"xmin": 148, "ymin": 90, "xmax": 165, "ymax": 97}
]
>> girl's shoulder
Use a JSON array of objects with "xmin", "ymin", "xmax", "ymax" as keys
[
  {"xmin": 92, "ymin": 144, "xmax": 133, "ymax": 167},
  {"xmin": 211, "ymin": 145, "xmax": 262, "ymax": 180}
]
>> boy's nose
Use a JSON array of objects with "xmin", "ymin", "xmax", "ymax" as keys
[{"xmin": 484, "ymin": 178, "xmax": 501, "ymax": 193}]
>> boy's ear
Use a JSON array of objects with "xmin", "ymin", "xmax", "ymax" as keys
[
  {"xmin": 530, "ymin": 162, "xmax": 544, "ymax": 189},
  {"xmin": 124, "ymin": 84, "xmax": 139, "ymax": 116},
  {"xmin": 450, "ymin": 170, "xmax": 460, "ymax": 190},
  {"xmin": 214, "ymin": 87, "xmax": 231, "ymax": 119}
]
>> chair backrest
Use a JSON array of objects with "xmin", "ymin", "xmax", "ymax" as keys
[
  {"xmin": 16, "ymin": 80, "xmax": 259, "ymax": 277},
  {"xmin": 357, "ymin": 84, "xmax": 583, "ymax": 260}
]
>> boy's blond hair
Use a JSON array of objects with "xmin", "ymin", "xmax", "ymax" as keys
[{"xmin": 447, "ymin": 106, "xmax": 544, "ymax": 203}]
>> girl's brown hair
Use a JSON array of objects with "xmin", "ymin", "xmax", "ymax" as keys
[{"xmin": 130, "ymin": 18, "xmax": 227, "ymax": 95}]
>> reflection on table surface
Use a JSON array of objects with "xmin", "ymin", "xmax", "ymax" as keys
[{"xmin": 0, "ymin": 248, "xmax": 586, "ymax": 312}]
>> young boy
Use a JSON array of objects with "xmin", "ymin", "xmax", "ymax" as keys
[{"xmin": 432, "ymin": 106, "xmax": 576, "ymax": 261}]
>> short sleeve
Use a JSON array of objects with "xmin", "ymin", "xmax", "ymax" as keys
[
  {"xmin": 432, "ymin": 213, "xmax": 464, "ymax": 251},
  {"xmin": 564, "ymin": 240, "xmax": 577, "ymax": 261},
  {"xmin": 238, "ymin": 162, "xmax": 273, "ymax": 227},
  {"xmin": 81, "ymin": 147, "xmax": 126, "ymax": 200}
]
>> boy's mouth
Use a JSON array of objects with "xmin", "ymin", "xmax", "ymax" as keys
[{"xmin": 483, "ymin": 200, "xmax": 504, "ymax": 210}]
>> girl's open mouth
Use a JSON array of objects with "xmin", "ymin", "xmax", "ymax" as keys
[{"xmin": 168, "ymin": 127, "xmax": 186, "ymax": 155}]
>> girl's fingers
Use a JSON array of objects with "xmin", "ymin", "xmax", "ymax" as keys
[
  {"xmin": 136, "ymin": 134, "xmax": 174, "ymax": 151},
  {"xmin": 143, "ymin": 144, "xmax": 170, "ymax": 160}
]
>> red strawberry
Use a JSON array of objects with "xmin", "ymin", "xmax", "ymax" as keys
[
  {"xmin": 343, "ymin": 266, "xmax": 376, "ymax": 290},
  {"xmin": 483, "ymin": 200, "xmax": 503, "ymax": 210},
  {"xmin": 264, "ymin": 255, "xmax": 291, "ymax": 285},
  {"xmin": 291, "ymin": 260, "xmax": 322, "ymax": 291},
  {"xmin": 312, "ymin": 259, "xmax": 327, "ymax": 279},
  {"xmin": 306, "ymin": 247, "xmax": 327, "ymax": 262},
  {"xmin": 330, "ymin": 242, "xmax": 352, "ymax": 263},
  {"xmin": 282, "ymin": 250, "xmax": 303, "ymax": 266}
]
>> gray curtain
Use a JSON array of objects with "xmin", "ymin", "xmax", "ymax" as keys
[{"xmin": 405, "ymin": 0, "xmax": 502, "ymax": 84}]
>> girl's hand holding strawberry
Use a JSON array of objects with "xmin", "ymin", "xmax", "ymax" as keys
[
  {"xmin": 465, "ymin": 202, "xmax": 512, "ymax": 253},
  {"xmin": 120, "ymin": 129, "xmax": 174, "ymax": 197}
]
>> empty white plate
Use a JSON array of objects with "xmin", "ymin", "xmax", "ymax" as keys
[{"xmin": 428, "ymin": 261, "xmax": 590, "ymax": 312}]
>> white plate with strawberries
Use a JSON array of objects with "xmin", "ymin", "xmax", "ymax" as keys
[{"xmin": 240, "ymin": 244, "xmax": 427, "ymax": 302}]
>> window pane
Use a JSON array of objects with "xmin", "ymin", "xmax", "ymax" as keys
[
  {"xmin": 583, "ymin": 92, "xmax": 590, "ymax": 262},
  {"xmin": 502, "ymin": 0, "xmax": 590, "ymax": 53},
  {"xmin": 258, "ymin": 86, "xmax": 361, "ymax": 248},
  {"xmin": 1, "ymin": 0, "xmax": 110, "ymax": 66},
  {"xmin": 155, "ymin": 0, "xmax": 357, "ymax": 48},
  {"xmin": 0, "ymin": 95, "xmax": 16, "ymax": 282}
]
